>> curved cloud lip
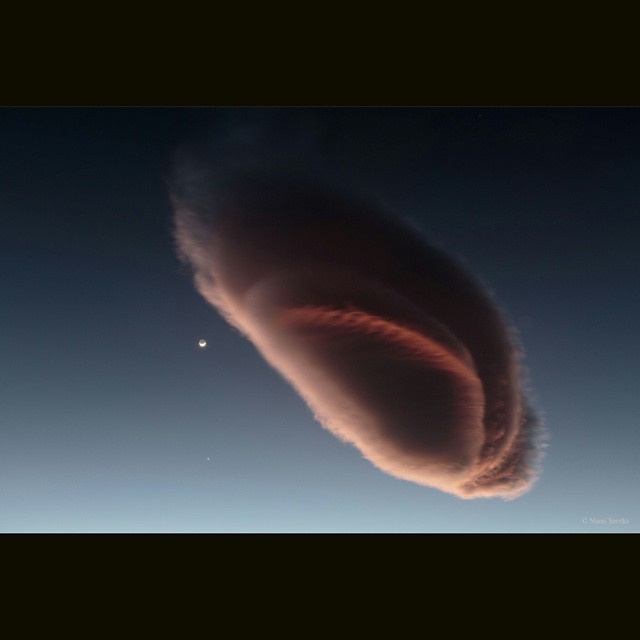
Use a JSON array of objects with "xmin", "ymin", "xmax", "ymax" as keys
[{"xmin": 172, "ymin": 172, "xmax": 546, "ymax": 499}]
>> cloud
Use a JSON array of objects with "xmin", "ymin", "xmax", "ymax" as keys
[{"xmin": 170, "ymin": 136, "xmax": 545, "ymax": 499}]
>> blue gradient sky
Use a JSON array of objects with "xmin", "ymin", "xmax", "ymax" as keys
[{"xmin": 1, "ymin": 108, "xmax": 638, "ymax": 532}]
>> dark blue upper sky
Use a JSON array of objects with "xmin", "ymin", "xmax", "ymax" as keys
[{"xmin": 1, "ymin": 108, "xmax": 638, "ymax": 532}]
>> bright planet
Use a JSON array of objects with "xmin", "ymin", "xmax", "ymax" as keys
[{"xmin": 198, "ymin": 339, "xmax": 207, "ymax": 348}]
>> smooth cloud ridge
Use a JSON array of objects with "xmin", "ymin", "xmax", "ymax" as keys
[{"xmin": 171, "ymin": 161, "xmax": 545, "ymax": 499}]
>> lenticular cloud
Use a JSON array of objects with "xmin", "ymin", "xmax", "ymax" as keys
[{"xmin": 171, "ymin": 162, "xmax": 544, "ymax": 499}]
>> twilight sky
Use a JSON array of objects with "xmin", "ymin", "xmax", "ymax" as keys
[{"xmin": 1, "ymin": 107, "xmax": 638, "ymax": 532}]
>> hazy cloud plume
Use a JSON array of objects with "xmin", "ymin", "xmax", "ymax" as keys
[{"xmin": 170, "ymin": 117, "xmax": 545, "ymax": 499}]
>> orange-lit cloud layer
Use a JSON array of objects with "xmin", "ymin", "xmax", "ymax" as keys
[{"xmin": 172, "ymin": 173, "xmax": 544, "ymax": 499}]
